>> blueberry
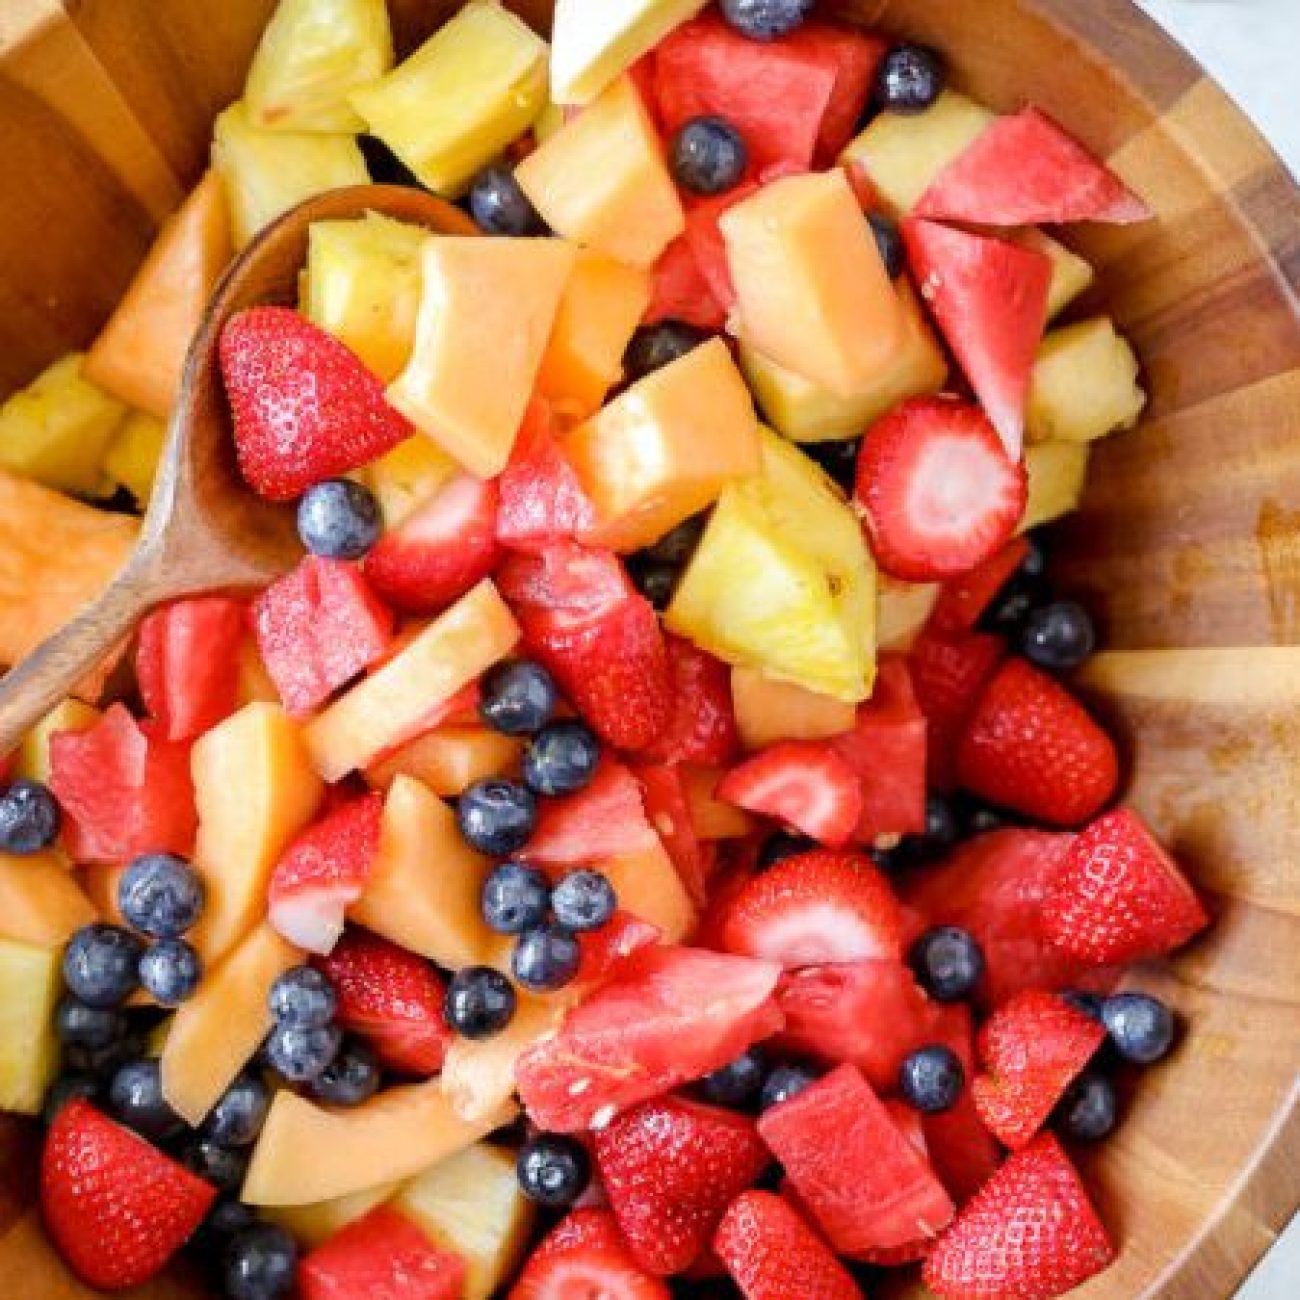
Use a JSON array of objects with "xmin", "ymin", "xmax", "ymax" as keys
[
  {"xmin": 63, "ymin": 924, "xmax": 143, "ymax": 1008},
  {"xmin": 550, "ymin": 871, "xmax": 617, "ymax": 933},
  {"xmin": 55, "ymin": 996, "xmax": 127, "ymax": 1050},
  {"xmin": 118, "ymin": 853, "xmax": 205, "ymax": 939},
  {"xmin": 445, "ymin": 966, "xmax": 517, "ymax": 1039},
  {"xmin": 182, "ymin": 1139, "xmax": 250, "ymax": 1193},
  {"xmin": 627, "ymin": 556, "xmax": 680, "ymax": 611},
  {"xmin": 268, "ymin": 966, "xmax": 337, "ymax": 1028},
  {"xmin": 918, "ymin": 792, "xmax": 962, "ymax": 857},
  {"xmin": 624, "ymin": 322, "xmax": 707, "ymax": 382},
  {"xmin": 803, "ymin": 439, "xmax": 861, "ymax": 495},
  {"xmin": 698, "ymin": 1048, "xmax": 766, "ymax": 1109},
  {"xmin": 469, "ymin": 162, "xmax": 545, "ymax": 236},
  {"xmin": 910, "ymin": 927, "xmax": 986, "ymax": 1003},
  {"xmin": 1101, "ymin": 993, "xmax": 1177, "ymax": 1065},
  {"xmin": 138, "ymin": 939, "xmax": 202, "ymax": 1007},
  {"xmin": 516, "ymin": 1133, "xmax": 592, "ymax": 1208},
  {"xmin": 296, "ymin": 479, "xmax": 382, "ymax": 560},
  {"xmin": 224, "ymin": 1224, "xmax": 298, "ymax": 1300},
  {"xmin": 457, "ymin": 779, "xmax": 537, "ymax": 855},
  {"xmin": 310, "ymin": 1038, "xmax": 381, "ymax": 1107},
  {"xmin": 980, "ymin": 570, "xmax": 1050, "ymax": 639},
  {"xmin": 719, "ymin": 0, "xmax": 814, "ymax": 40},
  {"xmin": 867, "ymin": 213, "xmax": 905, "ymax": 280},
  {"xmin": 359, "ymin": 134, "xmax": 425, "ymax": 189},
  {"xmin": 644, "ymin": 515, "xmax": 708, "ymax": 568},
  {"xmin": 64, "ymin": 1033, "xmax": 144, "ymax": 1080},
  {"xmin": 759, "ymin": 1063, "xmax": 820, "ymax": 1112},
  {"xmin": 522, "ymin": 720, "xmax": 602, "ymax": 798},
  {"xmin": 265, "ymin": 1021, "xmax": 342, "ymax": 1083},
  {"xmin": 513, "ymin": 924, "xmax": 582, "ymax": 993},
  {"xmin": 1021, "ymin": 601, "xmax": 1097, "ymax": 671},
  {"xmin": 190, "ymin": 1197, "xmax": 257, "ymax": 1259},
  {"xmin": 959, "ymin": 797, "xmax": 1012, "ymax": 836},
  {"xmin": 1062, "ymin": 990, "xmax": 1106, "ymax": 1022},
  {"xmin": 1055, "ymin": 1071, "xmax": 1118, "ymax": 1142},
  {"xmin": 1021, "ymin": 532, "xmax": 1049, "ymax": 580},
  {"xmin": 875, "ymin": 44, "xmax": 946, "ymax": 113},
  {"xmin": 108, "ymin": 1059, "xmax": 185, "ymax": 1143},
  {"xmin": 479, "ymin": 660, "xmax": 559, "ymax": 736},
  {"xmin": 0, "ymin": 779, "xmax": 60, "ymax": 854},
  {"xmin": 899, "ymin": 1045, "xmax": 965, "ymax": 1114},
  {"xmin": 482, "ymin": 862, "xmax": 552, "ymax": 935},
  {"xmin": 204, "ymin": 1073, "xmax": 271, "ymax": 1148},
  {"xmin": 759, "ymin": 832, "xmax": 815, "ymax": 869},
  {"xmin": 670, "ymin": 116, "xmax": 748, "ymax": 196},
  {"xmin": 43, "ymin": 1074, "xmax": 99, "ymax": 1126}
]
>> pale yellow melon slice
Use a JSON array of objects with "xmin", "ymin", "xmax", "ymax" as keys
[
  {"xmin": 264, "ymin": 1183, "xmax": 399, "ymax": 1249},
  {"xmin": 0, "ymin": 853, "xmax": 98, "ymax": 949}
]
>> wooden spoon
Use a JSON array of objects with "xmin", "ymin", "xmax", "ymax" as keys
[{"xmin": 0, "ymin": 184, "xmax": 476, "ymax": 756}]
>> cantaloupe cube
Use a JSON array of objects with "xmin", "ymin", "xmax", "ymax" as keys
[
  {"xmin": 732, "ymin": 667, "xmax": 855, "ymax": 750},
  {"xmin": 349, "ymin": 0, "xmax": 548, "ymax": 197},
  {"xmin": 1013, "ymin": 228, "xmax": 1094, "ymax": 322},
  {"xmin": 739, "ymin": 281, "xmax": 946, "ymax": 442},
  {"xmin": 81, "ymin": 865, "xmax": 126, "ymax": 929},
  {"xmin": 0, "ymin": 853, "xmax": 98, "ymax": 949},
  {"xmin": 603, "ymin": 839, "xmax": 697, "ymax": 944},
  {"xmin": 236, "ymin": 637, "xmax": 280, "ymax": 707},
  {"xmin": 16, "ymin": 699, "xmax": 101, "ymax": 784},
  {"xmin": 365, "ymin": 727, "xmax": 521, "ymax": 797},
  {"xmin": 264, "ymin": 1184, "xmax": 400, "ymax": 1249},
  {"xmin": 0, "ymin": 939, "xmax": 62, "ymax": 1115},
  {"xmin": 103, "ymin": 411, "xmax": 167, "ymax": 505},
  {"xmin": 1027, "ymin": 318, "xmax": 1146, "ymax": 444},
  {"xmin": 387, "ymin": 238, "xmax": 574, "ymax": 479},
  {"xmin": 878, "ymin": 578, "xmax": 940, "ymax": 654},
  {"xmin": 536, "ymin": 248, "xmax": 652, "ymax": 419},
  {"xmin": 515, "ymin": 76, "xmax": 685, "ymax": 268},
  {"xmin": 681, "ymin": 765, "xmax": 755, "ymax": 839},
  {"xmin": 360, "ymin": 435, "xmax": 460, "ymax": 528},
  {"xmin": 720, "ymin": 171, "xmax": 906, "ymax": 398},
  {"xmin": 563, "ymin": 338, "xmax": 761, "ymax": 552},
  {"xmin": 1020, "ymin": 441, "xmax": 1090, "ymax": 533},
  {"xmin": 85, "ymin": 172, "xmax": 231, "ymax": 418}
]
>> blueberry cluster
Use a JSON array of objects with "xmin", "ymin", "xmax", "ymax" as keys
[{"xmin": 695, "ymin": 1049, "xmax": 822, "ymax": 1114}]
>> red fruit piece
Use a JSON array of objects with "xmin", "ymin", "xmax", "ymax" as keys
[
  {"xmin": 717, "ymin": 741, "xmax": 863, "ymax": 847},
  {"xmin": 496, "ymin": 399, "xmax": 596, "ymax": 552},
  {"xmin": 801, "ymin": 22, "xmax": 887, "ymax": 162},
  {"xmin": 509, "ymin": 1209, "xmax": 671, "ymax": 1300},
  {"xmin": 714, "ymin": 1191, "xmax": 862, "ymax": 1300},
  {"xmin": 364, "ymin": 472, "xmax": 499, "ymax": 614},
  {"xmin": 855, "ymin": 397, "xmax": 1028, "ymax": 583},
  {"xmin": 719, "ymin": 849, "xmax": 902, "ymax": 968},
  {"xmin": 1043, "ymin": 808, "xmax": 1209, "ymax": 963},
  {"xmin": 931, "ymin": 537, "xmax": 1031, "ymax": 633},
  {"xmin": 644, "ymin": 236, "xmax": 727, "ymax": 331},
  {"xmin": 639, "ymin": 636, "xmax": 739, "ymax": 767},
  {"xmin": 136, "ymin": 596, "xmax": 246, "ymax": 740},
  {"xmin": 252, "ymin": 555, "xmax": 394, "ymax": 717},
  {"xmin": 41, "ymin": 1101, "xmax": 217, "ymax": 1291},
  {"xmin": 515, "ymin": 945, "xmax": 783, "ymax": 1132},
  {"xmin": 299, "ymin": 1205, "xmax": 466, "ymax": 1300},
  {"xmin": 923, "ymin": 1094, "xmax": 1003, "ymax": 1209},
  {"xmin": 681, "ymin": 185, "xmax": 758, "ymax": 309},
  {"xmin": 48, "ymin": 704, "xmax": 196, "ymax": 865},
  {"xmin": 916, "ymin": 107, "xmax": 1152, "ymax": 227},
  {"xmin": 594, "ymin": 1096, "xmax": 771, "ymax": 1275},
  {"xmin": 497, "ymin": 540, "xmax": 632, "ymax": 614},
  {"xmin": 956, "ymin": 658, "xmax": 1119, "ymax": 827},
  {"xmin": 924, "ymin": 1134, "xmax": 1115, "ymax": 1300},
  {"xmin": 267, "ymin": 794, "xmax": 384, "ymax": 954},
  {"xmin": 220, "ymin": 306, "xmax": 413, "ymax": 501},
  {"xmin": 634, "ymin": 764, "xmax": 710, "ymax": 907},
  {"xmin": 903, "ymin": 221, "xmax": 1052, "ymax": 459},
  {"xmin": 523, "ymin": 757, "xmax": 660, "ymax": 869},
  {"xmin": 971, "ymin": 991, "xmax": 1106, "ymax": 1150},
  {"xmin": 575, "ymin": 912, "xmax": 663, "ymax": 988},
  {"xmin": 316, "ymin": 928, "xmax": 451, "ymax": 1076}
]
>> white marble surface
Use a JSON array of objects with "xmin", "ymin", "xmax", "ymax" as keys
[{"xmin": 1132, "ymin": 7, "xmax": 1298, "ymax": 1297}]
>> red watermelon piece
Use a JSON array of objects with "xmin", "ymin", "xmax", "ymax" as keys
[
  {"xmin": 497, "ymin": 399, "xmax": 596, "ymax": 552},
  {"xmin": 798, "ymin": 22, "xmax": 888, "ymax": 162},
  {"xmin": 682, "ymin": 185, "xmax": 758, "ymax": 312},
  {"xmin": 645, "ymin": 237, "xmax": 727, "ymax": 331}
]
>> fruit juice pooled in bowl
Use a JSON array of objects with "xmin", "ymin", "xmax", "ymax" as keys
[{"xmin": 0, "ymin": 1, "xmax": 1206, "ymax": 1297}]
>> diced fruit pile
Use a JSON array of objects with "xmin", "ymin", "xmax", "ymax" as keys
[{"xmin": 0, "ymin": 2, "xmax": 1202, "ymax": 1299}]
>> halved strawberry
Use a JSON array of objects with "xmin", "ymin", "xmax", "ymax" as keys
[
  {"xmin": 267, "ymin": 795, "xmax": 384, "ymax": 954},
  {"xmin": 523, "ymin": 758, "xmax": 660, "ymax": 869},
  {"xmin": 716, "ymin": 741, "xmax": 863, "ymax": 847},
  {"xmin": 854, "ymin": 397, "xmax": 1028, "ymax": 583},
  {"xmin": 930, "ymin": 537, "xmax": 1031, "ymax": 633},
  {"xmin": 497, "ymin": 541, "xmax": 633, "ymax": 616},
  {"xmin": 510, "ymin": 1210, "xmax": 670, "ymax": 1300},
  {"xmin": 496, "ymin": 399, "xmax": 596, "ymax": 552},
  {"xmin": 637, "ymin": 636, "xmax": 739, "ymax": 767},
  {"xmin": 634, "ymin": 763, "xmax": 711, "ymax": 907}
]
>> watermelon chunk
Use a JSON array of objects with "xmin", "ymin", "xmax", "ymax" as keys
[
  {"xmin": 798, "ymin": 23, "xmax": 888, "ymax": 162},
  {"xmin": 633, "ymin": 763, "xmax": 710, "ymax": 907},
  {"xmin": 522, "ymin": 757, "xmax": 661, "ymax": 869},
  {"xmin": 681, "ymin": 185, "xmax": 758, "ymax": 311},
  {"xmin": 931, "ymin": 537, "xmax": 1030, "ymax": 633},
  {"xmin": 644, "ymin": 236, "xmax": 726, "ymax": 331},
  {"xmin": 496, "ymin": 399, "xmax": 597, "ymax": 552}
]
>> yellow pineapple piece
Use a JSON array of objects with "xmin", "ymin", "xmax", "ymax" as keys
[
  {"xmin": 16, "ymin": 699, "xmax": 101, "ymax": 784},
  {"xmin": 878, "ymin": 578, "xmax": 940, "ymax": 654},
  {"xmin": 1012, "ymin": 228, "xmax": 1095, "ymax": 322},
  {"xmin": 0, "ymin": 939, "xmax": 63, "ymax": 1115},
  {"xmin": 104, "ymin": 410, "xmax": 167, "ymax": 506},
  {"xmin": 1020, "ymin": 441, "xmax": 1090, "ymax": 533},
  {"xmin": 359, "ymin": 435, "xmax": 460, "ymax": 529},
  {"xmin": 265, "ymin": 1183, "xmax": 399, "ymax": 1248},
  {"xmin": 350, "ymin": 0, "xmax": 548, "ymax": 197},
  {"xmin": 534, "ymin": 100, "xmax": 566, "ymax": 143},
  {"xmin": 1027, "ymin": 318, "xmax": 1146, "ymax": 444}
]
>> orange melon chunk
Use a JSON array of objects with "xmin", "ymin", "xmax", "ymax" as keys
[
  {"xmin": 603, "ymin": 838, "xmax": 697, "ymax": 944},
  {"xmin": 0, "ymin": 853, "xmax": 98, "ymax": 948},
  {"xmin": 732, "ymin": 667, "xmax": 856, "ymax": 751},
  {"xmin": 365, "ymin": 726, "xmax": 521, "ymax": 797},
  {"xmin": 681, "ymin": 765, "xmax": 755, "ymax": 840}
]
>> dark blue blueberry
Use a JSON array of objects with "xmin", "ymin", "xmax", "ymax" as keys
[
  {"xmin": 803, "ymin": 439, "xmax": 861, "ymax": 495},
  {"xmin": 513, "ymin": 924, "xmax": 582, "ymax": 993},
  {"xmin": 0, "ymin": 779, "xmax": 60, "ymax": 854},
  {"xmin": 138, "ymin": 939, "xmax": 202, "ymax": 1007},
  {"xmin": 296, "ymin": 479, "xmax": 382, "ymax": 560},
  {"xmin": 720, "ymin": 0, "xmax": 815, "ymax": 40},
  {"xmin": 63, "ymin": 1032, "xmax": 143, "ymax": 1080},
  {"xmin": 118, "ymin": 852, "xmax": 205, "ymax": 939},
  {"xmin": 469, "ymin": 162, "xmax": 546, "ymax": 236},
  {"xmin": 910, "ymin": 927, "xmax": 985, "ymax": 1003},
  {"xmin": 479, "ymin": 660, "xmax": 558, "ymax": 736},
  {"xmin": 627, "ymin": 556, "xmax": 679, "ymax": 612},
  {"xmin": 875, "ymin": 44, "xmax": 946, "ymax": 113},
  {"xmin": 267, "ymin": 966, "xmax": 337, "ymax": 1028},
  {"xmin": 482, "ymin": 861, "xmax": 551, "ymax": 935},
  {"xmin": 516, "ymin": 1133, "xmax": 592, "ymax": 1208},
  {"xmin": 190, "ymin": 1197, "xmax": 257, "ymax": 1259},
  {"xmin": 980, "ymin": 570, "xmax": 1050, "ymax": 639},
  {"xmin": 54, "ymin": 996, "xmax": 126, "ymax": 1050},
  {"xmin": 697, "ymin": 1048, "xmax": 766, "ymax": 1109},
  {"xmin": 265, "ymin": 1022, "xmax": 342, "ymax": 1083},
  {"xmin": 62, "ymin": 924, "xmax": 143, "ymax": 1008},
  {"xmin": 359, "ymin": 134, "xmax": 425, "ymax": 189},
  {"xmin": 920, "ymin": 792, "xmax": 962, "ymax": 856},
  {"xmin": 203, "ymin": 1073, "xmax": 271, "ymax": 1148},
  {"xmin": 1021, "ymin": 532, "xmax": 1049, "ymax": 580},
  {"xmin": 108, "ymin": 1059, "xmax": 185, "ymax": 1143},
  {"xmin": 224, "ymin": 1224, "xmax": 298, "ymax": 1300},
  {"xmin": 1055, "ymin": 1071, "xmax": 1118, "ymax": 1142},
  {"xmin": 445, "ymin": 966, "xmax": 517, "ymax": 1039},
  {"xmin": 759, "ymin": 832, "xmax": 815, "ymax": 869},
  {"xmin": 1101, "ymin": 993, "xmax": 1177, "ymax": 1065},
  {"xmin": 1062, "ymin": 990, "xmax": 1106, "ymax": 1022},
  {"xmin": 310, "ymin": 1038, "xmax": 381, "ymax": 1107},
  {"xmin": 458, "ymin": 779, "xmax": 537, "ymax": 855},
  {"xmin": 550, "ymin": 870, "xmax": 617, "ymax": 932},
  {"xmin": 759, "ymin": 1063, "xmax": 820, "ymax": 1112},
  {"xmin": 181, "ymin": 1139, "xmax": 250, "ymax": 1194},
  {"xmin": 644, "ymin": 515, "xmax": 708, "ymax": 567},
  {"xmin": 898, "ymin": 1044, "xmax": 965, "ymax": 1114},
  {"xmin": 670, "ymin": 116, "xmax": 748, "ymax": 196},
  {"xmin": 42, "ymin": 1074, "xmax": 99, "ymax": 1126},
  {"xmin": 868, "ymin": 213, "xmax": 906, "ymax": 280},
  {"xmin": 624, "ymin": 322, "xmax": 707, "ymax": 382},
  {"xmin": 1021, "ymin": 601, "xmax": 1097, "ymax": 672}
]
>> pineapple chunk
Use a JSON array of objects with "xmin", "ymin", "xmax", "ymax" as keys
[
  {"xmin": 360, "ymin": 435, "xmax": 459, "ymax": 528},
  {"xmin": 1021, "ymin": 440, "xmax": 1090, "ymax": 532},
  {"xmin": 534, "ymin": 100, "xmax": 566, "ymax": 143},
  {"xmin": 16, "ymin": 699, "xmax": 101, "ymax": 783},
  {"xmin": 1013, "ymin": 228, "xmax": 1095, "ymax": 322},
  {"xmin": 0, "ymin": 939, "xmax": 63, "ymax": 1115},
  {"xmin": 878, "ymin": 578, "xmax": 940, "ymax": 654},
  {"xmin": 104, "ymin": 410, "xmax": 167, "ymax": 505},
  {"xmin": 1027, "ymin": 318, "xmax": 1146, "ymax": 444},
  {"xmin": 841, "ymin": 90, "xmax": 996, "ymax": 216},
  {"xmin": 265, "ymin": 1183, "xmax": 399, "ymax": 1248},
  {"xmin": 349, "ymin": 0, "xmax": 548, "ymax": 197},
  {"xmin": 397, "ymin": 1144, "xmax": 536, "ymax": 1300},
  {"xmin": 0, "ymin": 353, "xmax": 127, "ymax": 497},
  {"xmin": 245, "ymin": 0, "xmax": 393, "ymax": 134},
  {"xmin": 212, "ymin": 102, "xmax": 370, "ymax": 249},
  {"xmin": 303, "ymin": 213, "xmax": 425, "ymax": 381}
]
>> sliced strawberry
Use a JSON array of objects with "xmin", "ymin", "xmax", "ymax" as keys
[
  {"xmin": 220, "ymin": 306, "xmax": 412, "ymax": 501},
  {"xmin": 931, "ymin": 537, "xmax": 1031, "ymax": 633},
  {"xmin": 956, "ymin": 658, "xmax": 1119, "ymax": 827},
  {"xmin": 903, "ymin": 221, "xmax": 1052, "ymax": 458},
  {"xmin": 594, "ymin": 1096, "xmax": 771, "ymax": 1275},
  {"xmin": 644, "ymin": 236, "xmax": 727, "ymax": 331},
  {"xmin": 634, "ymin": 764, "xmax": 711, "ymax": 907},
  {"xmin": 1043, "ymin": 808, "xmax": 1209, "ymax": 963},
  {"xmin": 638, "ymin": 636, "xmax": 739, "ymax": 767},
  {"xmin": 716, "ymin": 741, "xmax": 863, "ymax": 847},
  {"xmin": 496, "ymin": 400, "xmax": 596, "ymax": 552},
  {"xmin": 917, "ymin": 107, "xmax": 1152, "ymax": 226},
  {"xmin": 267, "ymin": 795, "xmax": 384, "ymax": 954},
  {"xmin": 510, "ymin": 1209, "xmax": 670, "ymax": 1300},
  {"xmin": 523, "ymin": 757, "xmax": 660, "ymax": 869},
  {"xmin": 854, "ymin": 397, "xmax": 1028, "ymax": 583},
  {"xmin": 924, "ymin": 1134, "xmax": 1115, "ymax": 1300},
  {"xmin": 497, "ymin": 540, "xmax": 633, "ymax": 618}
]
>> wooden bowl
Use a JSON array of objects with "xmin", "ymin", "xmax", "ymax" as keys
[{"xmin": 1, "ymin": 1, "xmax": 1297, "ymax": 1296}]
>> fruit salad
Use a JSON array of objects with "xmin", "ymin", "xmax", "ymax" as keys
[{"xmin": 0, "ymin": 1, "xmax": 1207, "ymax": 1298}]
